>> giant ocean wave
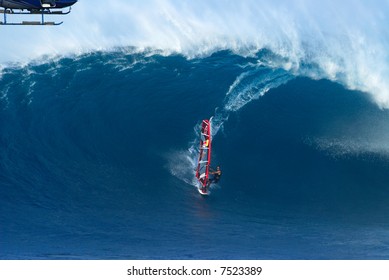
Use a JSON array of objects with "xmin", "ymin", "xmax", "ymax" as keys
[
  {"xmin": 2, "ymin": 0, "xmax": 389, "ymax": 106},
  {"xmin": 2, "ymin": 1, "xmax": 389, "ymax": 259}
]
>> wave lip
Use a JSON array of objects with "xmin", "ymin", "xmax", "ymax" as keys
[{"xmin": 1, "ymin": 1, "xmax": 389, "ymax": 107}]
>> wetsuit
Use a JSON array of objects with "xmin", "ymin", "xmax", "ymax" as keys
[
  {"xmin": 212, "ymin": 171, "xmax": 221, "ymax": 183},
  {"xmin": 208, "ymin": 170, "xmax": 221, "ymax": 184}
]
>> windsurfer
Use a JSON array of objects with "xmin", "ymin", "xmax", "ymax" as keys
[{"xmin": 207, "ymin": 166, "xmax": 222, "ymax": 187}]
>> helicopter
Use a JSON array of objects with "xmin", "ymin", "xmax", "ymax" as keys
[{"xmin": 0, "ymin": 0, "xmax": 77, "ymax": 25}]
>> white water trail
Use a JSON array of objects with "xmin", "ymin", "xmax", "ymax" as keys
[
  {"xmin": 211, "ymin": 64, "xmax": 295, "ymax": 137},
  {"xmin": 166, "ymin": 148, "xmax": 199, "ymax": 187}
]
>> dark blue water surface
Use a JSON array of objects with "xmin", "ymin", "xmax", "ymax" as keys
[{"xmin": 1, "ymin": 50, "xmax": 389, "ymax": 259}]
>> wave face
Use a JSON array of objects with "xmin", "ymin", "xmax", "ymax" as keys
[{"xmin": 2, "ymin": 50, "xmax": 389, "ymax": 259}]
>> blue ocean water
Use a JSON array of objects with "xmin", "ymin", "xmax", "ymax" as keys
[{"xmin": 1, "ymin": 49, "xmax": 389, "ymax": 260}]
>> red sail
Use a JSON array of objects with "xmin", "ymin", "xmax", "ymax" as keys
[{"xmin": 195, "ymin": 119, "xmax": 212, "ymax": 187}]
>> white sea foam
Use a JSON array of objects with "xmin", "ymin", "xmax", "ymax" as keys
[
  {"xmin": 1, "ymin": 0, "xmax": 389, "ymax": 107},
  {"xmin": 165, "ymin": 147, "xmax": 199, "ymax": 188},
  {"xmin": 209, "ymin": 64, "xmax": 294, "ymax": 136},
  {"xmin": 305, "ymin": 136, "xmax": 389, "ymax": 159}
]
